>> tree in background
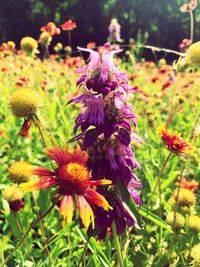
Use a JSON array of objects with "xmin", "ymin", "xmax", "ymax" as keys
[{"xmin": 0, "ymin": 0, "xmax": 199, "ymax": 53}]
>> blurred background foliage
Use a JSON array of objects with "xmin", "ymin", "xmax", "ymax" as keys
[{"xmin": 0, "ymin": 0, "xmax": 200, "ymax": 52}]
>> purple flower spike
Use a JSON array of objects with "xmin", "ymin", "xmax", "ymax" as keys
[{"xmin": 68, "ymin": 43, "xmax": 143, "ymax": 237}]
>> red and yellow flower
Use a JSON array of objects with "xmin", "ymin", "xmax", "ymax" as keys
[
  {"xmin": 158, "ymin": 127, "xmax": 194, "ymax": 157},
  {"xmin": 180, "ymin": 0, "xmax": 197, "ymax": 12},
  {"xmin": 61, "ymin": 20, "xmax": 77, "ymax": 31},
  {"xmin": 179, "ymin": 177, "xmax": 199, "ymax": 191},
  {"xmin": 20, "ymin": 147, "xmax": 112, "ymax": 230}
]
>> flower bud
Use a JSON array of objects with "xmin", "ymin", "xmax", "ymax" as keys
[
  {"xmin": 166, "ymin": 211, "xmax": 185, "ymax": 228},
  {"xmin": 174, "ymin": 188, "xmax": 196, "ymax": 207},
  {"xmin": 3, "ymin": 185, "xmax": 24, "ymax": 212},
  {"xmin": 20, "ymin": 36, "xmax": 38, "ymax": 55},
  {"xmin": 9, "ymin": 161, "xmax": 33, "ymax": 183},
  {"xmin": 188, "ymin": 215, "xmax": 200, "ymax": 232}
]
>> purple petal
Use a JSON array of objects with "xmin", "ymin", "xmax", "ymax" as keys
[
  {"xmin": 68, "ymin": 94, "xmax": 89, "ymax": 105},
  {"xmin": 118, "ymin": 128, "xmax": 131, "ymax": 146},
  {"xmin": 84, "ymin": 128, "xmax": 99, "ymax": 147}
]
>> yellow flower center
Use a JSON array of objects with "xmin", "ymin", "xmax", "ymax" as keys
[
  {"xmin": 57, "ymin": 162, "xmax": 90, "ymax": 195},
  {"xmin": 65, "ymin": 163, "xmax": 89, "ymax": 182}
]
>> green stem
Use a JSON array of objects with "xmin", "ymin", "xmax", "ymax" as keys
[
  {"xmin": 112, "ymin": 222, "xmax": 124, "ymax": 267},
  {"xmin": 31, "ymin": 194, "xmax": 52, "ymax": 262},
  {"xmin": 189, "ymin": 11, "xmax": 194, "ymax": 42},
  {"xmin": 147, "ymin": 152, "xmax": 171, "ymax": 208},
  {"xmin": 68, "ymin": 31, "xmax": 72, "ymax": 48},
  {"xmin": 169, "ymin": 162, "xmax": 185, "ymax": 263},
  {"xmin": 33, "ymin": 116, "xmax": 48, "ymax": 148},
  {"xmin": 77, "ymin": 237, "xmax": 90, "ymax": 267},
  {"xmin": 1, "ymin": 197, "xmax": 59, "ymax": 267},
  {"xmin": 14, "ymin": 213, "xmax": 36, "ymax": 264}
]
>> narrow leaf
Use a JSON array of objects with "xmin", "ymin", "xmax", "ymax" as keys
[
  {"xmin": 116, "ymin": 179, "xmax": 143, "ymax": 230},
  {"xmin": 139, "ymin": 207, "xmax": 172, "ymax": 232}
]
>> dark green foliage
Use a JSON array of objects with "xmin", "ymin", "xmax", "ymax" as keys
[{"xmin": 0, "ymin": 0, "xmax": 200, "ymax": 51}]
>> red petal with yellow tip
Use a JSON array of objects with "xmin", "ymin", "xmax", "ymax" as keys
[
  {"xmin": 46, "ymin": 147, "xmax": 72, "ymax": 166},
  {"xmin": 77, "ymin": 195, "xmax": 94, "ymax": 230},
  {"xmin": 60, "ymin": 195, "xmax": 74, "ymax": 227},
  {"xmin": 32, "ymin": 167, "xmax": 55, "ymax": 176},
  {"xmin": 89, "ymin": 179, "xmax": 112, "ymax": 186},
  {"xmin": 20, "ymin": 177, "xmax": 57, "ymax": 192},
  {"xmin": 71, "ymin": 147, "xmax": 88, "ymax": 165},
  {"xmin": 85, "ymin": 189, "xmax": 112, "ymax": 211}
]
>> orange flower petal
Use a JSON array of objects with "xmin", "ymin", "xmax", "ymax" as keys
[
  {"xmin": 90, "ymin": 179, "xmax": 112, "ymax": 186},
  {"xmin": 32, "ymin": 167, "xmax": 55, "ymax": 176},
  {"xmin": 77, "ymin": 195, "xmax": 94, "ymax": 230},
  {"xmin": 46, "ymin": 147, "xmax": 72, "ymax": 166},
  {"xmin": 72, "ymin": 147, "xmax": 88, "ymax": 165},
  {"xmin": 60, "ymin": 195, "xmax": 74, "ymax": 227},
  {"xmin": 85, "ymin": 189, "xmax": 112, "ymax": 211}
]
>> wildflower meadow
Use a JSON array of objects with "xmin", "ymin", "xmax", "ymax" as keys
[{"xmin": 0, "ymin": 1, "xmax": 200, "ymax": 267}]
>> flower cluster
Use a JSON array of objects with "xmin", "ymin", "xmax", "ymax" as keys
[
  {"xmin": 40, "ymin": 22, "xmax": 60, "ymax": 36},
  {"xmin": 108, "ymin": 18, "xmax": 122, "ymax": 43},
  {"xmin": 68, "ymin": 43, "xmax": 142, "ymax": 236}
]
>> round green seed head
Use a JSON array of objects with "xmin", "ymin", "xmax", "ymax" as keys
[
  {"xmin": 186, "ymin": 42, "xmax": 200, "ymax": 66},
  {"xmin": 166, "ymin": 211, "xmax": 185, "ymax": 228},
  {"xmin": 9, "ymin": 88, "xmax": 42, "ymax": 118},
  {"xmin": 20, "ymin": 37, "xmax": 38, "ymax": 53}
]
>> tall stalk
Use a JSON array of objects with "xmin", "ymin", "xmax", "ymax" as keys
[
  {"xmin": 189, "ymin": 10, "xmax": 194, "ymax": 42},
  {"xmin": 33, "ymin": 116, "xmax": 48, "ymax": 148},
  {"xmin": 147, "ymin": 152, "xmax": 171, "ymax": 209},
  {"xmin": 112, "ymin": 222, "xmax": 124, "ymax": 267}
]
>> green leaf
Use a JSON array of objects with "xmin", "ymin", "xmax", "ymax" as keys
[
  {"xmin": 41, "ymin": 221, "xmax": 77, "ymax": 251},
  {"xmin": 76, "ymin": 227, "xmax": 111, "ymax": 267},
  {"xmin": 139, "ymin": 207, "xmax": 172, "ymax": 232},
  {"xmin": 161, "ymin": 171, "xmax": 179, "ymax": 190},
  {"xmin": 116, "ymin": 179, "xmax": 143, "ymax": 230}
]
